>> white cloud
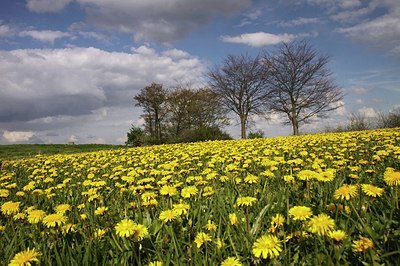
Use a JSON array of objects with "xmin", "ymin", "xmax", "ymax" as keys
[
  {"xmin": 0, "ymin": 46, "xmax": 206, "ymax": 123},
  {"xmin": 19, "ymin": 30, "xmax": 70, "ymax": 44},
  {"xmin": 68, "ymin": 135, "xmax": 78, "ymax": 143},
  {"xmin": 279, "ymin": 17, "xmax": 321, "ymax": 27},
  {"xmin": 26, "ymin": 0, "xmax": 73, "ymax": 12},
  {"xmin": 358, "ymin": 107, "xmax": 378, "ymax": 118},
  {"xmin": 349, "ymin": 86, "xmax": 369, "ymax": 94},
  {"xmin": 220, "ymin": 32, "xmax": 295, "ymax": 47},
  {"xmin": 74, "ymin": 0, "xmax": 251, "ymax": 43},
  {"xmin": 3, "ymin": 131, "xmax": 34, "ymax": 142},
  {"xmin": 0, "ymin": 24, "xmax": 11, "ymax": 36}
]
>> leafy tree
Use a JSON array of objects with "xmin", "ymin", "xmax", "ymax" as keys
[
  {"xmin": 166, "ymin": 86, "xmax": 229, "ymax": 137},
  {"xmin": 263, "ymin": 40, "xmax": 343, "ymax": 135},
  {"xmin": 125, "ymin": 125, "xmax": 144, "ymax": 146},
  {"xmin": 248, "ymin": 130, "xmax": 265, "ymax": 139},
  {"xmin": 134, "ymin": 83, "xmax": 168, "ymax": 143},
  {"xmin": 208, "ymin": 53, "xmax": 271, "ymax": 139}
]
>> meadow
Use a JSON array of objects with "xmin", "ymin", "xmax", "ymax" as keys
[{"xmin": 1, "ymin": 128, "xmax": 399, "ymax": 265}]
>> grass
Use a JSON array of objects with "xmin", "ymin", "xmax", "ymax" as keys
[{"xmin": 0, "ymin": 144, "xmax": 125, "ymax": 161}]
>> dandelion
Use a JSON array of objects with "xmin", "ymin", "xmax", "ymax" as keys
[
  {"xmin": 8, "ymin": 248, "xmax": 41, "ymax": 266},
  {"xmin": 172, "ymin": 202, "xmax": 190, "ymax": 215},
  {"xmin": 236, "ymin": 196, "xmax": 257, "ymax": 207},
  {"xmin": 334, "ymin": 184, "xmax": 358, "ymax": 201},
  {"xmin": 159, "ymin": 209, "xmax": 178, "ymax": 223},
  {"xmin": 252, "ymin": 234, "xmax": 282, "ymax": 259},
  {"xmin": 308, "ymin": 213, "xmax": 335, "ymax": 236},
  {"xmin": 244, "ymin": 174, "xmax": 258, "ymax": 184},
  {"xmin": 94, "ymin": 229, "xmax": 106, "ymax": 239},
  {"xmin": 221, "ymin": 257, "xmax": 242, "ymax": 266},
  {"xmin": 361, "ymin": 184, "xmax": 384, "ymax": 197},
  {"xmin": 55, "ymin": 204, "xmax": 71, "ymax": 215},
  {"xmin": 160, "ymin": 185, "xmax": 178, "ymax": 196},
  {"xmin": 215, "ymin": 238, "xmax": 224, "ymax": 249},
  {"xmin": 329, "ymin": 230, "xmax": 347, "ymax": 242},
  {"xmin": 288, "ymin": 206, "xmax": 312, "ymax": 221},
  {"xmin": 94, "ymin": 206, "xmax": 108, "ymax": 215},
  {"xmin": 317, "ymin": 169, "xmax": 335, "ymax": 182},
  {"xmin": 269, "ymin": 213, "xmax": 285, "ymax": 233},
  {"xmin": 283, "ymin": 175, "xmax": 294, "ymax": 183},
  {"xmin": 0, "ymin": 189, "xmax": 9, "ymax": 198},
  {"xmin": 181, "ymin": 186, "xmax": 198, "ymax": 198},
  {"xmin": 115, "ymin": 219, "xmax": 137, "ymax": 238},
  {"xmin": 297, "ymin": 170, "xmax": 319, "ymax": 181},
  {"xmin": 13, "ymin": 213, "xmax": 26, "ymax": 221},
  {"xmin": 42, "ymin": 213, "xmax": 66, "ymax": 228},
  {"xmin": 62, "ymin": 223, "xmax": 76, "ymax": 234},
  {"xmin": 352, "ymin": 236, "xmax": 374, "ymax": 252},
  {"xmin": 1, "ymin": 201, "xmax": 20, "ymax": 216},
  {"xmin": 229, "ymin": 213, "xmax": 239, "ymax": 226},
  {"xmin": 194, "ymin": 232, "xmax": 212, "ymax": 248},
  {"xmin": 384, "ymin": 168, "xmax": 400, "ymax": 186},
  {"xmin": 204, "ymin": 220, "xmax": 217, "ymax": 232}
]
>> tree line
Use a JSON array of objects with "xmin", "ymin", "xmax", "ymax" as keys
[{"xmin": 127, "ymin": 40, "xmax": 344, "ymax": 146}]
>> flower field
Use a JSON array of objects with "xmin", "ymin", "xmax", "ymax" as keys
[{"xmin": 1, "ymin": 128, "xmax": 400, "ymax": 265}]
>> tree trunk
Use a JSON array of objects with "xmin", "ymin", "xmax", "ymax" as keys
[
  {"xmin": 240, "ymin": 116, "xmax": 247, "ymax": 139},
  {"xmin": 292, "ymin": 117, "xmax": 299, "ymax": 135}
]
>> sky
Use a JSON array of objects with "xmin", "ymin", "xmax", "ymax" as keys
[{"xmin": 0, "ymin": 0, "xmax": 399, "ymax": 144}]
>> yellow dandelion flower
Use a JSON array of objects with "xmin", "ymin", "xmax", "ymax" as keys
[
  {"xmin": 159, "ymin": 209, "xmax": 178, "ymax": 223},
  {"xmin": 160, "ymin": 185, "xmax": 178, "ymax": 196},
  {"xmin": 352, "ymin": 236, "xmax": 374, "ymax": 252},
  {"xmin": 229, "ymin": 213, "xmax": 239, "ymax": 226},
  {"xmin": 215, "ymin": 238, "xmax": 224, "ymax": 249},
  {"xmin": 1, "ymin": 201, "xmax": 20, "ymax": 216},
  {"xmin": 384, "ymin": 168, "xmax": 400, "ymax": 186},
  {"xmin": 269, "ymin": 213, "xmax": 285, "ymax": 233},
  {"xmin": 288, "ymin": 206, "xmax": 312, "ymax": 221},
  {"xmin": 172, "ymin": 202, "xmax": 190, "ymax": 215},
  {"xmin": 202, "ymin": 186, "xmax": 215, "ymax": 197},
  {"xmin": 55, "ymin": 204, "xmax": 71, "ymax": 215},
  {"xmin": 283, "ymin": 175, "xmax": 294, "ymax": 183},
  {"xmin": 80, "ymin": 213, "xmax": 88, "ymax": 220},
  {"xmin": 334, "ymin": 184, "xmax": 358, "ymax": 201},
  {"xmin": 42, "ymin": 213, "xmax": 66, "ymax": 228},
  {"xmin": 252, "ymin": 234, "xmax": 282, "ymax": 259},
  {"xmin": 361, "ymin": 184, "xmax": 384, "ymax": 197},
  {"xmin": 329, "ymin": 230, "xmax": 347, "ymax": 242},
  {"xmin": 308, "ymin": 213, "xmax": 335, "ymax": 236},
  {"xmin": 317, "ymin": 169, "xmax": 335, "ymax": 182},
  {"xmin": 204, "ymin": 220, "xmax": 217, "ymax": 232},
  {"xmin": 221, "ymin": 257, "xmax": 242, "ymax": 266},
  {"xmin": 297, "ymin": 170, "xmax": 320, "ymax": 181},
  {"xmin": 115, "ymin": 219, "xmax": 137, "ymax": 237},
  {"xmin": 0, "ymin": 225, "xmax": 5, "ymax": 231},
  {"xmin": 0, "ymin": 189, "xmax": 9, "ymax": 198},
  {"xmin": 244, "ymin": 174, "xmax": 259, "ymax": 184},
  {"xmin": 194, "ymin": 232, "xmax": 212, "ymax": 248},
  {"xmin": 236, "ymin": 196, "xmax": 257, "ymax": 207},
  {"xmin": 62, "ymin": 223, "xmax": 76, "ymax": 234},
  {"xmin": 94, "ymin": 206, "xmax": 108, "ymax": 215},
  {"xmin": 8, "ymin": 248, "xmax": 41, "ymax": 266},
  {"xmin": 13, "ymin": 213, "xmax": 26, "ymax": 221},
  {"xmin": 94, "ymin": 228, "xmax": 106, "ymax": 239},
  {"xmin": 181, "ymin": 186, "xmax": 198, "ymax": 198}
]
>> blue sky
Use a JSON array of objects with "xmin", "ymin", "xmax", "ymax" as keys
[{"xmin": 0, "ymin": 0, "xmax": 399, "ymax": 144}]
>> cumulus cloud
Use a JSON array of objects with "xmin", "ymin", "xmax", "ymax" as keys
[
  {"xmin": 358, "ymin": 107, "xmax": 378, "ymax": 118},
  {"xmin": 74, "ymin": 0, "xmax": 250, "ymax": 43},
  {"xmin": 0, "ymin": 46, "xmax": 206, "ymax": 125},
  {"xmin": 3, "ymin": 131, "xmax": 33, "ymax": 142},
  {"xmin": 26, "ymin": 0, "xmax": 73, "ymax": 13},
  {"xmin": 19, "ymin": 30, "xmax": 70, "ymax": 44},
  {"xmin": 221, "ymin": 32, "xmax": 295, "ymax": 47},
  {"xmin": 0, "ymin": 24, "xmax": 12, "ymax": 36}
]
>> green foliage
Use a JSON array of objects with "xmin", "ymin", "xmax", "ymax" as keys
[
  {"xmin": 248, "ymin": 130, "xmax": 265, "ymax": 139},
  {"xmin": 125, "ymin": 125, "xmax": 144, "ymax": 147}
]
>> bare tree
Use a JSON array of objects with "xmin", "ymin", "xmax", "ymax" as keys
[
  {"xmin": 207, "ymin": 53, "xmax": 270, "ymax": 139},
  {"xmin": 263, "ymin": 40, "xmax": 343, "ymax": 135},
  {"xmin": 134, "ymin": 83, "xmax": 168, "ymax": 142}
]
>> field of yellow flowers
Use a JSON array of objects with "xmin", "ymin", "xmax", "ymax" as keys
[{"xmin": 1, "ymin": 128, "xmax": 400, "ymax": 265}]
